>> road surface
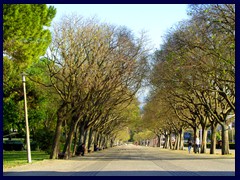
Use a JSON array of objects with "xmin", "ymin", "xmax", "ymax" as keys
[{"xmin": 3, "ymin": 144, "xmax": 235, "ymax": 176}]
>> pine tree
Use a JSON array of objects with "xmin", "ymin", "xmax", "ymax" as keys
[{"xmin": 3, "ymin": 4, "xmax": 56, "ymax": 69}]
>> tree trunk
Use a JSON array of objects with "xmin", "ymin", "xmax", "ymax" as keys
[
  {"xmin": 62, "ymin": 120, "xmax": 76, "ymax": 159},
  {"xmin": 96, "ymin": 132, "xmax": 100, "ymax": 146},
  {"xmin": 73, "ymin": 125, "xmax": 79, "ymax": 156},
  {"xmin": 174, "ymin": 134, "xmax": 179, "ymax": 150},
  {"xmin": 210, "ymin": 122, "xmax": 218, "ymax": 154},
  {"xmin": 83, "ymin": 128, "xmax": 89, "ymax": 154},
  {"xmin": 200, "ymin": 128, "xmax": 207, "ymax": 153},
  {"xmin": 193, "ymin": 127, "xmax": 199, "ymax": 153},
  {"xmin": 169, "ymin": 135, "xmax": 172, "ymax": 149},
  {"xmin": 100, "ymin": 135, "xmax": 105, "ymax": 148},
  {"xmin": 179, "ymin": 128, "xmax": 184, "ymax": 150},
  {"xmin": 87, "ymin": 128, "xmax": 93, "ymax": 152},
  {"xmin": 98, "ymin": 134, "xmax": 103, "ymax": 148},
  {"xmin": 110, "ymin": 138, "xmax": 114, "ymax": 147},
  {"xmin": 164, "ymin": 134, "xmax": 169, "ymax": 149},
  {"xmin": 63, "ymin": 120, "xmax": 68, "ymax": 140},
  {"xmin": 102, "ymin": 136, "xmax": 106, "ymax": 149},
  {"xmin": 157, "ymin": 135, "xmax": 161, "ymax": 147},
  {"xmin": 78, "ymin": 122, "xmax": 85, "ymax": 146},
  {"xmin": 221, "ymin": 123, "xmax": 230, "ymax": 155},
  {"xmin": 84, "ymin": 129, "xmax": 88, "ymax": 143},
  {"xmin": 94, "ymin": 131, "xmax": 98, "ymax": 144},
  {"xmin": 50, "ymin": 104, "xmax": 66, "ymax": 159},
  {"xmin": 105, "ymin": 135, "xmax": 109, "ymax": 148}
]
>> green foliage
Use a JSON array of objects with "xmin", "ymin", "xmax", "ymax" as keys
[
  {"xmin": 3, "ymin": 5, "xmax": 57, "ymax": 141},
  {"xmin": 3, "ymin": 4, "xmax": 56, "ymax": 69},
  {"xmin": 3, "ymin": 56, "xmax": 23, "ymax": 99},
  {"xmin": 122, "ymin": 98, "xmax": 142, "ymax": 132},
  {"xmin": 133, "ymin": 130, "xmax": 155, "ymax": 142},
  {"xmin": 216, "ymin": 131, "xmax": 221, "ymax": 141},
  {"xmin": 34, "ymin": 128, "xmax": 55, "ymax": 154},
  {"xmin": 206, "ymin": 143, "xmax": 235, "ymax": 150},
  {"xmin": 115, "ymin": 128, "xmax": 130, "ymax": 142},
  {"xmin": 3, "ymin": 99, "xmax": 20, "ymax": 131}
]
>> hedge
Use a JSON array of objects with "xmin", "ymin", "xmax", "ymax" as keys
[
  {"xmin": 3, "ymin": 140, "xmax": 39, "ymax": 151},
  {"xmin": 184, "ymin": 142, "xmax": 235, "ymax": 149},
  {"xmin": 3, "ymin": 140, "xmax": 24, "ymax": 151}
]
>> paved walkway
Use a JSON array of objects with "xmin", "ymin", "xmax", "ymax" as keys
[
  {"xmin": 182, "ymin": 146, "xmax": 235, "ymax": 155},
  {"xmin": 3, "ymin": 144, "xmax": 235, "ymax": 176}
]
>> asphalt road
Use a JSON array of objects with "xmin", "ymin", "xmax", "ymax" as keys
[{"xmin": 3, "ymin": 144, "xmax": 235, "ymax": 176}]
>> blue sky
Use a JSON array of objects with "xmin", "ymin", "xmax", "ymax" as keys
[{"xmin": 48, "ymin": 4, "xmax": 189, "ymax": 50}]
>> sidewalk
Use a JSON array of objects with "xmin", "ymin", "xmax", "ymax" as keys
[
  {"xmin": 182, "ymin": 147, "xmax": 235, "ymax": 156},
  {"xmin": 4, "ymin": 144, "xmax": 235, "ymax": 176}
]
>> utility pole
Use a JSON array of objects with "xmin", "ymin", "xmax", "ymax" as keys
[{"xmin": 22, "ymin": 73, "xmax": 32, "ymax": 163}]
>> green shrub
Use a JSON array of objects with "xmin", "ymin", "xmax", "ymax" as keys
[
  {"xmin": 229, "ymin": 143, "xmax": 235, "ymax": 149},
  {"xmin": 30, "ymin": 141, "xmax": 39, "ymax": 151},
  {"xmin": 3, "ymin": 140, "xmax": 24, "ymax": 151},
  {"xmin": 34, "ymin": 128, "xmax": 54, "ymax": 154},
  {"xmin": 206, "ymin": 143, "xmax": 235, "ymax": 149}
]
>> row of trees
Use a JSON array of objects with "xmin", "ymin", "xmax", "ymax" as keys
[
  {"xmin": 42, "ymin": 15, "xmax": 149, "ymax": 159},
  {"xmin": 3, "ymin": 5, "xmax": 148, "ymax": 159},
  {"xmin": 4, "ymin": 4, "xmax": 234, "ymax": 158},
  {"xmin": 142, "ymin": 4, "xmax": 235, "ymax": 155}
]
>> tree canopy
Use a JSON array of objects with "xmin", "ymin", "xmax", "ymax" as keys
[{"xmin": 3, "ymin": 4, "xmax": 56, "ymax": 69}]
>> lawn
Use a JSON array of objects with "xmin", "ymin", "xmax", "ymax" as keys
[{"xmin": 3, "ymin": 151, "xmax": 50, "ymax": 169}]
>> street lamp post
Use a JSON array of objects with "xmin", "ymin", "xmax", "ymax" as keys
[{"xmin": 22, "ymin": 73, "xmax": 32, "ymax": 163}]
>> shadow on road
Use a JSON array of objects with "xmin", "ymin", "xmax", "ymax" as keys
[
  {"xmin": 72, "ymin": 156, "xmax": 235, "ymax": 161},
  {"xmin": 71, "ymin": 151, "xmax": 235, "ymax": 161},
  {"xmin": 3, "ymin": 145, "xmax": 234, "ymax": 176}
]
